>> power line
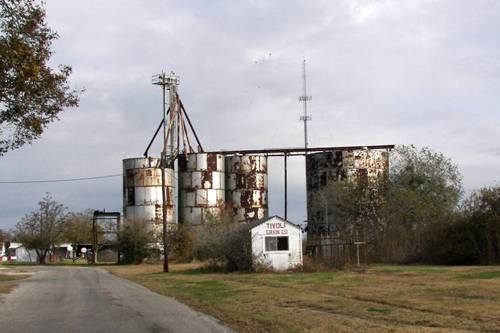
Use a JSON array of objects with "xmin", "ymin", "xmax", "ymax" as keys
[{"xmin": 0, "ymin": 174, "xmax": 122, "ymax": 184}]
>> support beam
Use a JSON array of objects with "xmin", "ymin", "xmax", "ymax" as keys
[
  {"xmin": 178, "ymin": 97, "xmax": 204, "ymax": 152},
  {"xmin": 284, "ymin": 153, "xmax": 288, "ymax": 220},
  {"xmin": 144, "ymin": 117, "xmax": 165, "ymax": 158},
  {"xmin": 205, "ymin": 144, "xmax": 395, "ymax": 157}
]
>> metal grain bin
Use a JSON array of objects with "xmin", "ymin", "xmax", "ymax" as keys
[
  {"xmin": 225, "ymin": 155, "xmax": 268, "ymax": 222},
  {"xmin": 178, "ymin": 153, "xmax": 225, "ymax": 225},
  {"xmin": 306, "ymin": 148, "xmax": 389, "ymax": 234},
  {"xmin": 122, "ymin": 157, "xmax": 175, "ymax": 235}
]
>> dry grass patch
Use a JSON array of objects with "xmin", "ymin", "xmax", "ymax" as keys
[
  {"xmin": 0, "ymin": 274, "xmax": 29, "ymax": 295},
  {"xmin": 107, "ymin": 264, "xmax": 500, "ymax": 333}
]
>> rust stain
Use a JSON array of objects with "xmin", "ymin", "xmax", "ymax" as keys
[
  {"xmin": 201, "ymin": 170, "xmax": 213, "ymax": 188},
  {"xmin": 206, "ymin": 153, "xmax": 217, "ymax": 172}
]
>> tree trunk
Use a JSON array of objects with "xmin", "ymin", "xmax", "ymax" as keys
[{"xmin": 38, "ymin": 250, "xmax": 48, "ymax": 264}]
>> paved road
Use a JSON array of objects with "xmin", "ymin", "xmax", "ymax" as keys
[{"xmin": 0, "ymin": 266, "xmax": 234, "ymax": 333}]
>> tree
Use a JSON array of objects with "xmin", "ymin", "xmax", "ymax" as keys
[
  {"xmin": 117, "ymin": 219, "xmax": 155, "ymax": 264},
  {"xmin": 0, "ymin": 0, "xmax": 80, "ymax": 155},
  {"xmin": 15, "ymin": 193, "xmax": 66, "ymax": 264},
  {"xmin": 62, "ymin": 211, "xmax": 93, "ymax": 257},
  {"xmin": 382, "ymin": 145, "xmax": 462, "ymax": 262},
  {"xmin": 462, "ymin": 186, "xmax": 500, "ymax": 264},
  {"xmin": 314, "ymin": 176, "xmax": 387, "ymax": 234},
  {"xmin": 389, "ymin": 145, "xmax": 462, "ymax": 226},
  {"xmin": 0, "ymin": 229, "xmax": 6, "ymax": 243}
]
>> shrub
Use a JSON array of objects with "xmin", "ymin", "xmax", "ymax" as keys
[
  {"xmin": 117, "ymin": 219, "xmax": 155, "ymax": 264},
  {"xmin": 193, "ymin": 220, "xmax": 253, "ymax": 272},
  {"xmin": 169, "ymin": 224, "xmax": 194, "ymax": 262}
]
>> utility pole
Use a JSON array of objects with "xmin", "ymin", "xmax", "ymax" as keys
[{"xmin": 152, "ymin": 71, "xmax": 179, "ymax": 273}]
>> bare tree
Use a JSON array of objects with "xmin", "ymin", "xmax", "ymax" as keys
[{"xmin": 15, "ymin": 193, "xmax": 66, "ymax": 264}]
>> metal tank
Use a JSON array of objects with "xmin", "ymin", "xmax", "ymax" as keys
[
  {"xmin": 225, "ymin": 155, "xmax": 268, "ymax": 222},
  {"xmin": 306, "ymin": 148, "xmax": 389, "ymax": 235},
  {"xmin": 122, "ymin": 157, "xmax": 175, "ymax": 235},
  {"xmin": 178, "ymin": 153, "xmax": 225, "ymax": 225}
]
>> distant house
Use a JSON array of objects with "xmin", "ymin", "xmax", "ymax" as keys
[
  {"xmin": 1, "ymin": 242, "xmax": 73, "ymax": 263},
  {"xmin": 250, "ymin": 216, "xmax": 303, "ymax": 271},
  {"xmin": 1, "ymin": 242, "xmax": 37, "ymax": 263}
]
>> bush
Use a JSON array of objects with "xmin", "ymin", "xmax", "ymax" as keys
[
  {"xmin": 193, "ymin": 220, "xmax": 253, "ymax": 272},
  {"xmin": 423, "ymin": 186, "xmax": 500, "ymax": 265},
  {"xmin": 426, "ymin": 220, "xmax": 480, "ymax": 265},
  {"xmin": 117, "ymin": 219, "xmax": 155, "ymax": 264},
  {"xmin": 169, "ymin": 224, "xmax": 194, "ymax": 262}
]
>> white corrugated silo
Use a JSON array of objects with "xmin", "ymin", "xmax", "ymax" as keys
[{"xmin": 122, "ymin": 157, "xmax": 175, "ymax": 234}]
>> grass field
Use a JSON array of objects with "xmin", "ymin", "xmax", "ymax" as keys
[
  {"xmin": 0, "ymin": 273, "xmax": 29, "ymax": 295},
  {"xmin": 107, "ymin": 263, "xmax": 500, "ymax": 333}
]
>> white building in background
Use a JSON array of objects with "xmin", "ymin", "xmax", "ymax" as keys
[
  {"xmin": 1, "ymin": 242, "xmax": 73, "ymax": 263},
  {"xmin": 250, "ymin": 216, "xmax": 303, "ymax": 271},
  {"xmin": 0, "ymin": 242, "xmax": 37, "ymax": 263}
]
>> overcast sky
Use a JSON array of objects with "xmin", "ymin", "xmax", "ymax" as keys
[{"xmin": 1, "ymin": 0, "xmax": 500, "ymax": 230}]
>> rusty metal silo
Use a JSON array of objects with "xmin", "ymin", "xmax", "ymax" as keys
[
  {"xmin": 123, "ymin": 157, "xmax": 175, "ymax": 234},
  {"xmin": 178, "ymin": 153, "xmax": 225, "ymax": 225},
  {"xmin": 225, "ymin": 155, "xmax": 268, "ymax": 222},
  {"xmin": 306, "ymin": 148, "xmax": 389, "ymax": 235}
]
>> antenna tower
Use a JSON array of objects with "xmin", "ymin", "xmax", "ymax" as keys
[{"xmin": 299, "ymin": 59, "xmax": 312, "ymax": 150}]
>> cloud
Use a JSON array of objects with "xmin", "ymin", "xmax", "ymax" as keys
[{"xmin": 1, "ymin": 0, "xmax": 500, "ymax": 228}]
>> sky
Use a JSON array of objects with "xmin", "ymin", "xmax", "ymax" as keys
[{"xmin": 1, "ymin": 0, "xmax": 500, "ymax": 230}]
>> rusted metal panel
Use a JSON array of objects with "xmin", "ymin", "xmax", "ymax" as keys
[
  {"xmin": 225, "ymin": 155, "xmax": 268, "ymax": 223},
  {"xmin": 178, "ymin": 153, "xmax": 226, "ymax": 225},
  {"xmin": 233, "ymin": 207, "xmax": 266, "ymax": 222}
]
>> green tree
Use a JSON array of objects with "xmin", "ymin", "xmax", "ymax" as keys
[
  {"xmin": 463, "ymin": 186, "xmax": 500, "ymax": 264},
  {"xmin": 0, "ymin": 0, "xmax": 80, "ymax": 155},
  {"xmin": 314, "ymin": 176, "xmax": 387, "ymax": 234},
  {"xmin": 117, "ymin": 219, "xmax": 155, "ymax": 264},
  {"xmin": 15, "ymin": 193, "xmax": 66, "ymax": 264},
  {"xmin": 62, "ymin": 211, "xmax": 93, "ymax": 257},
  {"xmin": 383, "ymin": 145, "xmax": 462, "ymax": 262}
]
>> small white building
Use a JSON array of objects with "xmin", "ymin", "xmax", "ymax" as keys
[
  {"xmin": 1, "ymin": 242, "xmax": 37, "ymax": 263},
  {"xmin": 250, "ymin": 216, "xmax": 303, "ymax": 271}
]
